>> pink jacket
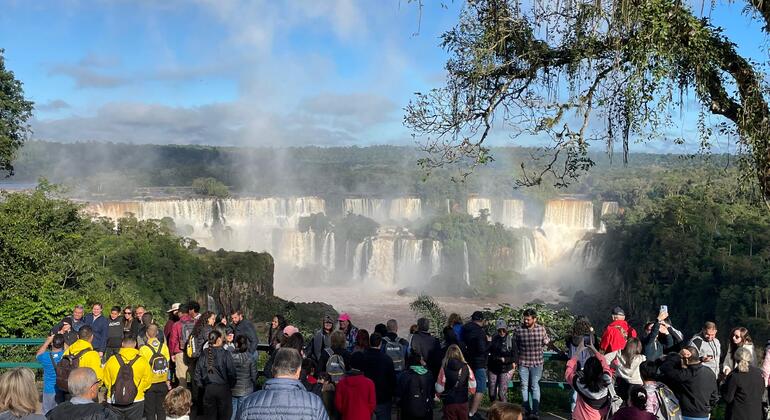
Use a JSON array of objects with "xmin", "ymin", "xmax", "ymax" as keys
[{"xmin": 566, "ymin": 355, "xmax": 612, "ymax": 420}]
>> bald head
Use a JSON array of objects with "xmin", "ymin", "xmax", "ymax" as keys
[{"xmin": 68, "ymin": 367, "xmax": 99, "ymax": 399}]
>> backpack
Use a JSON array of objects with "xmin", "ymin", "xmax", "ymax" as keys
[
  {"xmin": 324, "ymin": 348, "xmax": 345, "ymax": 383},
  {"xmin": 112, "ymin": 355, "xmax": 140, "ymax": 405},
  {"xmin": 402, "ymin": 372, "xmax": 431, "ymax": 418},
  {"xmin": 185, "ymin": 334, "xmax": 202, "ymax": 359},
  {"xmin": 55, "ymin": 348, "xmax": 90, "ymax": 391},
  {"xmin": 383, "ymin": 337, "xmax": 405, "ymax": 371},
  {"xmin": 653, "ymin": 383, "xmax": 683, "ymax": 420},
  {"xmin": 145, "ymin": 343, "xmax": 168, "ymax": 375},
  {"xmin": 179, "ymin": 319, "xmax": 195, "ymax": 352}
]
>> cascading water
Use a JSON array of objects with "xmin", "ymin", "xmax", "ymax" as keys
[
  {"xmin": 598, "ymin": 201, "xmax": 620, "ymax": 233},
  {"xmin": 276, "ymin": 229, "xmax": 316, "ymax": 268},
  {"xmin": 430, "ymin": 241, "xmax": 442, "ymax": 277},
  {"xmin": 321, "ymin": 231, "xmax": 336, "ymax": 271},
  {"xmin": 395, "ymin": 238, "xmax": 423, "ymax": 283},
  {"xmin": 467, "ymin": 197, "xmax": 492, "ymax": 219},
  {"xmin": 541, "ymin": 200, "xmax": 594, "ymax": 229},
  {"xmin": 389, "ymin": 198, "xmax": 422, "ymax": 221},
  {"xmin": 462, "ymin": 241, "xmax": 470, "ymax": 286},
  {"xmin": 343, "ymin": 198, "xmax": 385, "ymax": 220},
  {"xmin": 570, "ymin": 240, "xmax": 601, "ymax": 269},
  {"xmin": 362, "ymin": 236, "xmax": 396, "ymax": 287},
  {"xmin": 500, "ymin": 199, "xmax": 524, "ymax": 228}
]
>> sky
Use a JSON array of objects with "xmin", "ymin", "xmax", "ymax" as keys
[{"xmin": 0, "ymin": 0, "xmax": 766, "ymax": 152}]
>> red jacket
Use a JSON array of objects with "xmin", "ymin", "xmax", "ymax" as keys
[
  {"xmin": 169, "ymin": 314, "xmax": 193, "ymax": 356},
  {"xmin": 335, "ymin": 372, "xmax": 376, "ymax": 420},
  {"xmin": 600, "ymin": 320, "xmax": 637, "ymax": 353}
]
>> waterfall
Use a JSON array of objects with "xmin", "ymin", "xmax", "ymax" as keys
[
  {"xmin": 518, "ymin": 231, "xmax": 548, "ymax": 271},
  {"xmin": 430, "ymin": 241, "xmax": 442, "ymax": 277},
  {"xmin": 389, "ymin": 198, "xmax": 422, "ymax": 221},
  {"xmin": 500, "ymin": 199, "xmax": 524, "ymax": 228},
  {"xmin": 571, "ymin": 240, "xmax": 601, "ymax": 269},
  {"xmin": 462, "ymin": 241, "xmax": 470, "ymax": 286},
  {"xmin": 395, "ymin": 238, "xmax": 423, "ymax": 283},
  {"xmin": 343, "ymin": 198, "xmax": 385, "ymax": 220},
  {"xmin": 541, "ymin": 200, "xmax": 594, "ymax": 230},
  {"xmin": 363, "ymin": 236, "xmax": 396, "ymax": 287},
  {"xmin": 467, "ymin": 197, "xmax": 492, "ymax": 219},
  {"xmin": 598, "ymin": 201, "xmax": 620, "ymax": 233},
  {"xmin": 276, "ymin": 229, "xmax": 316, "ymax": 267},
  {"xmin": 352, "ymin": 241, "xmax": 368, "ymax": 281},
  {"xmin": 321, "ymin": 231, "xmax": 336, "ymax": 271}
]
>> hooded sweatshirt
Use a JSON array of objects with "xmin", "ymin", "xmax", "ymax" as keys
[
  {"xmin": 103, "ymin": 348, "xmax": 153, "ymax": 403},
  {"xmin": 565, "ymin": 355, "xmax": 612, "ymax": 420},
  {"xmin": 63, "ymin": 339, "xmax": 103, "ymax": 381},
  {"xmin": 138, "ymin": 337, "xmax": 170, "ymax": 384},
  {"xmin": 334, "ymin": 371, "xmax": 376, "ymax": 420},
  {"xmin": 600, "ymin": 320, "xmax": 637, "ymax": 353}
]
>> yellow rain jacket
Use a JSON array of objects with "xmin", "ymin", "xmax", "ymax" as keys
[
  {"xmin": 63, "ymin": 339, "xmax": 103, "ymax": 381},
  {"xmin": 138, "ymin": 337, "xmax": 170, "ymax": 384},
  {"xmin": 103, "ymin": 347, "xmax": 153, "ymax": 402}
]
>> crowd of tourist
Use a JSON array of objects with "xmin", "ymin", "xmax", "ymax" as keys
[{"xmin": 0, "ymin": 301, "xmax": 768, "ymax": 420}]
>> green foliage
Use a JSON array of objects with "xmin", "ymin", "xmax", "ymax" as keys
[
  {"xmin": 484, "ymin": 303, "xmax": 575, "ymax": 347},
  {"xmin": 192, "ymin": 177, "xmax": 230, "ymax": 198},
  {"xmin": 0, "ymin": 181, "xmax": 275, "ymax": 337},
  {"xmin": 332, "ymin": 213, "xmax": 378, "ymax": 244},
  {"xmin": 409, "ymin": 295, "xmax": 447, "ymax": 337},
  {"xmin": 0, "ymin": 49, "xmax": 34, "ymax": 177}
]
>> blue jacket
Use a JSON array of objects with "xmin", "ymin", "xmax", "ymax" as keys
[
  {"xmin": 84, "ymin": 313, "xmax": 109, "ymax": 352},
  {"xmin": 235, "ymin": 378, "xmax": 329, "ymax": 420}
]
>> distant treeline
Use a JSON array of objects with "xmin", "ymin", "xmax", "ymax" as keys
[{"xmin": 9, "ymin": 141, "xmax": 752, "ymax": 204}]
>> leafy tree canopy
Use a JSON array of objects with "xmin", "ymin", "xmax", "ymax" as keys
[
  {"xmin": 405, "ymin": 0, "xmax": 770, "ymax": 202},
  {"xmin": 0, "ymin": 49, "xmax": 34, "ymax": 177}
]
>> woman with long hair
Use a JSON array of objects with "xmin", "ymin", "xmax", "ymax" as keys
[
  {"xmin": 193, "ymin": 329, "xmax": 236, "ymax": 420},
  {"xmin": 435, "ymin": 344, "xmax": 477, "ymax": 420},
  {"xmin": 230, "ymin": 335, "xmax": 257, "ymax": 420},
  {"xmin": 724, "ymin": 347, "xmax": 764, "ymax": 420},
  {"xmin": 0, "ymin": 367, "xmax": 45, "ymax": 419},
  {"xmin": 320, "ymin": 330, "xmax": 352, "ymax": 376},
  {"xmin": 353, "ymin": 329, "xmax": 370, "ymax": 354},
  {"xmin": 612, "ymin": 337, "xmax": 646, "ymax": 401},
  {"xmin": 565, "ymin": 342, "xmax": 613, "ymax": 420},
  {"xmin": 447, "ymin": 313, "xmax": 464, "ymax": 342},
  {"xmin": 268, "ymin": 314, "xmax": 287, "ymax": 354},
  {"xmin": 724, "ymin": 327, "xmax": 755, "ymax": 376}
]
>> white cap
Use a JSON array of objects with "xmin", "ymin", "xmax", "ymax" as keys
[{"xmin": 167, "ymin": 303, "xmax": 180, "ymax": 313}]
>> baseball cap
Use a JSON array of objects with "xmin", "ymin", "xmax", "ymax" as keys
[
  {"xmin": 495, "ymin": 319, "xmax": 507, "ymax": 330},
  {"xmin": 283, "ymin": 325, "xmax": 299, "ymax": 336},
  {"xmin": 471, "ymin": 311, "xmax": 484, "ymax": 321},
  {"xmin": 612, "ymin": 306, "xmax": 625, "ymax": 316},
  {"xmin": 338, "ymin": 312, "xmax": 351, "ymax": 322},
  {"xmin": 167, "ymin": 303, "xmax": 181, "ymax": 313}
]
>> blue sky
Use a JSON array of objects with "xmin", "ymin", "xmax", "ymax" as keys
[{"xmin": 0, "ymin": 0, "xmax": 765, "ymax": 152}]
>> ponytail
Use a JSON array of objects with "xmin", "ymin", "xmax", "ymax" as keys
[{"xmin": 206, "ymin": 329, "xmax": 222, "ymax": 374}]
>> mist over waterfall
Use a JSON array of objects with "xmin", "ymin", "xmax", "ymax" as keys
[{"xmin": 86, "ymin": 194, "xmax": 619, "ymax": 296}]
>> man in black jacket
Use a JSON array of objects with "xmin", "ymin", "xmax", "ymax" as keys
[
  {"xmin": 409, "ymin": 318, "xmax": 442, "ymax": 384},
  {"xmin": 462, "ymin": 311, "xmax": 491, "ymax": 418},
  {"xmin": 46, "ymin": 367, "xmax": 119, "ymax": 420},
  {"xmin": 659, "ymin": 346, "xmax": 718, "ymax": 420},
  {"xmin": 361, "ymin": 333, "xmax": 397, "ymax": 420},
  {"xmin": 231, "ymin": 310, "xmax": 259, "ymax": 358}
]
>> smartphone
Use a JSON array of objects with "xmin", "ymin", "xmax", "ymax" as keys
[{"xmin": 660, "ymin": 305, "xmax": 668, "ymax": 313}]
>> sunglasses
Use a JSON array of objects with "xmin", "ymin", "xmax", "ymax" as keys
[
  {"xmin": 124, "ymin": 312, "xmax": 133, "ymax": 315},
  {"xmin": 91, "ymin": 379, "xmax": 103, "ymax": 388}
]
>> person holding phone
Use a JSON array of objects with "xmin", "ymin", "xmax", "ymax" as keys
[
  {"xmin": 641, "ymin": 308, "xmax": 674, "ymax": 361},
  {"xmin": 688, "ymin": 322, "xmax": 721, "ymax": 378}
]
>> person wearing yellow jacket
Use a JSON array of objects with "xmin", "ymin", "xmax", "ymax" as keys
[
  {"xmin": 103, "ymin": 336, "xmax": 153, "ymax": 419},
  {"xmin": 138, "ymin": 324, "xmax": 170, "ymax": 420},
  {"xmin": 62, "ymin": 325, "xmax": 103, "ymax": 384}
]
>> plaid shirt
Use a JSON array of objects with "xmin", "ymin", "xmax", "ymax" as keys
[{"xmin": 512, "ymin": 324, "xmax": 549, "ymax": 367}]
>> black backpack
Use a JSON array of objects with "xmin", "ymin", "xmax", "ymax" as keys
[
  {"xmin": 402, "ymin": 372, "xmax": 431, "ymax": 418},
  {"xmin": 55, "ymin": 348, "xmax": 90, "ymax": 391},
  {"xmin": 112, "ymin": 355, "xmax": 140, "ymax": 405},
  {"xmin": 145, "ymin": 343, "xmax": 168, "ymax": 375}
]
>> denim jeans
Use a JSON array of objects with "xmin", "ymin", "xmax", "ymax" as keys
[
  {"xmin": 42, "ymin": 392, "xmax": 57, "ymax": 414},
  {"xmin": 231, "ymin": 396, "xmax": 245, "ymax": 420},
  {"xmin": 519, "ymin": 364, "xmax": 543, "ymax": 416}
]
